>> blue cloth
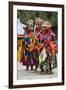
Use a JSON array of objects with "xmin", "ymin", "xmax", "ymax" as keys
[
  {"xmin": 25, "ymin": 50, "xmax": 32, "ymax": 65},
  {"xmin": 25, "ymin": 37, "xmax": 30, "ymax": 44}
]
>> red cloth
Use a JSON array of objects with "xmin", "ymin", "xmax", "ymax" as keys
[
  {"xmin": 25, "ymin": 27, "xmax": 32, "ymax": 34},
  {"xmin": 35, "ymin": 27, "xmax": 41, "ymax": 33},
  {"xmin": 36, "ymin": 33, "xmax": 41, "ymax": 39}
]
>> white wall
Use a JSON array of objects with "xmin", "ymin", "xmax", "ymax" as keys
[{"xmin": 0, "ymin": 0, "xmax": 66, "ymax": 90}]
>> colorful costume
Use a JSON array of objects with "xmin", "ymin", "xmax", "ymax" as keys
[
  {"xmin": 31, "ymin": 44, "xmax": 39, "ymax": 69},
  {"xmin": 22, "ymin": 37, "xmax": 32, "ymax": 65},
  {"xmin": 41, "ymin": 28, "xmax": 54, "ymax": 42},
  {"xmin": 50, "ymin": 41, "xmax": 57, "ymax": 68},
  {"xmin": 39, "ymin": 27, "xmax": 57, "ymax": 72},
  {"xmin": 35, "ymin": 26, "xmax": 41, "ymax": 33},
  {"xmin": 25, "ymin": 27, "xmax": 32, "ymax": 34}
]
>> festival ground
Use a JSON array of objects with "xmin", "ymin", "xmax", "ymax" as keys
[{"xmin": 17, "ymin": 63, "xmax": 57, "ymax": 80}]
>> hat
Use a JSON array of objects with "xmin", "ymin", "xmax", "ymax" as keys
[
  {"xmin": 35, "ymin": 18, "xmax": 44, "ymax": 25},
  {"xmin": 26, "ymin": 20, "xmax": 33, "ymax": 26},
  {"xmin": 41, "ymin": 21, "xmax": 51, "ymax": 28}
]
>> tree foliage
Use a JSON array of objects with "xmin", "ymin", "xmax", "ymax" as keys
[{"xmin": 17, "ymin": 10, "xmax": 58, "ymax": 27}]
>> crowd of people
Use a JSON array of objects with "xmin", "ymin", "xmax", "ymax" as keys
[{"xmin": 18, "ymin": 18, "xmax": 58, "ymax": 73}]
